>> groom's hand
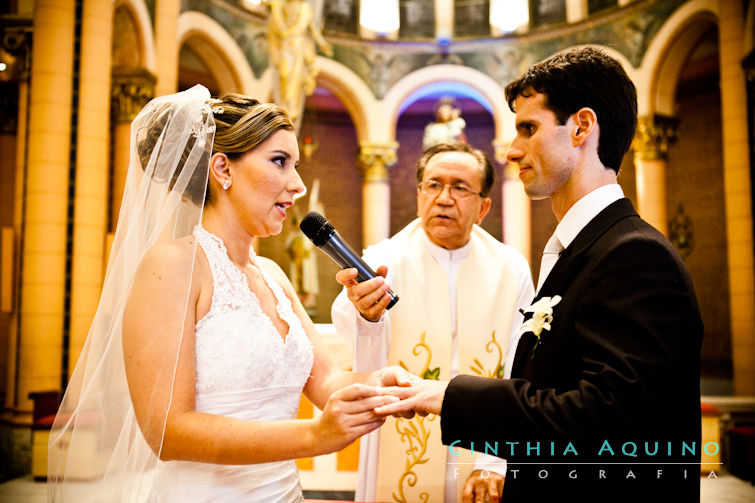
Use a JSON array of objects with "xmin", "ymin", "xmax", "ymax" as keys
[{"xmin": 374, "ymin": 379, "xmax": 448, "ymax": 418}]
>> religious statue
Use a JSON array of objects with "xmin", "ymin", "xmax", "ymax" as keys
[
  {"xmin": 422, "ymin": 97, "xmax": 467, "ymax": 150},
  {"xmin": 267, "ymin": 0, "xmax": 332, "ymax": 126},
  {"xmin": 285, "ymin": 178, "xmax": 324, "ymax": 314}
]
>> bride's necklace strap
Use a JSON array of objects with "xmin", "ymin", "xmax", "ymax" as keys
[{"xmin": 194, "ymin": 225, "xmax": 257, "ymax": 263}]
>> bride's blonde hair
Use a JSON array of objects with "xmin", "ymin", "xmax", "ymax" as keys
[
  {"xmin": 136, "ymin": 93, "xmax": 294, "ymax": 206},
  {"xmin": 211, "ymin": 94, "xmax": 293, "ymax": 158}
]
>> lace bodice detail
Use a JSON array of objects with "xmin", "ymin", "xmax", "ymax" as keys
[{"xmin": 192, "ymin": 226, "xmax": 313, "ymax": 418}]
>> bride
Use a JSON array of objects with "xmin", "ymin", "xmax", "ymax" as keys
[{"xmin": 48, "ymin": 85, "xmax": 411, "ymax": 502}]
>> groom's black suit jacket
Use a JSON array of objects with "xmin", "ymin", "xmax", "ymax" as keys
[{"xmin": 441, "ymin": 198, "xmax": 703, "ymax": 502}]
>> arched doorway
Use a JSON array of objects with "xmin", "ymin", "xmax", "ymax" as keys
[
  {"xmin": 665, "ymin": 24, "xmax": 731, "ymax": 392},
  {"xmin": 394, "ymin": 83, "xmax": 500, "ymax": 239}
]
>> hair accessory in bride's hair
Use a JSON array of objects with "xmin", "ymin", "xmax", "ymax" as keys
[
  {"xmin": 135, "ymin": 100, "xmax": 214, "ymax": 206},
  {"xmin": 206, "ymin": 97, "xmax": 225, "ymax": 115}
]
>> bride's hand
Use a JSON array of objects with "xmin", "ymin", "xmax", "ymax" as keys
[{"xmin": 315, "ymin": 383, "xmax": 398, "ymax": 454}]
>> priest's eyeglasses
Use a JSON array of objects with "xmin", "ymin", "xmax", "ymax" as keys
[{"xmin": 418, "ymin": 180, "xmax": 483, "ymax": 199}]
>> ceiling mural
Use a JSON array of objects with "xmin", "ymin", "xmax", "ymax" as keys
[
  {"xmin": 184, "ymin": 0, "xmax": 269, "ymax": 78},
  {"xmin": 188, "ymin": 0, "xmax": 685, "ymax": 99}
]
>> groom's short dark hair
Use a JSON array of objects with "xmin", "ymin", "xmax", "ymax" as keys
[{"xmin": 505, "ymin": 46, "xmax": 638, "ymax": 173}]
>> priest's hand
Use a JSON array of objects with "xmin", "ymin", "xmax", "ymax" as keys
[
  {"xmin": 335, "ymin": 266, "xmax": 392, "ymax": 322},
  {"xmin": 373, "ymin": 378, "xmax": 448, "ymax": 418},
  {"xmin": 463, "ymin": 470, "xmax": 504, "ymax": 503}
]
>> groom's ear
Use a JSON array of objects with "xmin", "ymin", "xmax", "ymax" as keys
[{"xmin": 571, "ymin": 107, "xmax": 597, "ymax": 146}]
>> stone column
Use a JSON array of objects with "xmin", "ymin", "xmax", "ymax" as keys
[
  {"xmin": 110, "ymin": 69, "xmax": 156, "ymax": 231},
  {"xmin": 494, "ymin": 140, "xmax": 531, "ymax": 264},
  {"xmin": 154, "ymin": 0, "xmax": 180, "ymax": 97},
  {"xmin": 632, "ymin": 114, "xmax": 678, "ymax": 236},
  {"xmin": 68, "ymin": 0, "xmax": 115, "ymax": 374},
  {"xmin": 719, "ymin": 0, "xmax": 754, "ymax": 395},
  {"xmin": 358, "ymin": 142, "xmax": 398, "ymax": 247},
  {"xmin": 0, "ymin": 21, "xmax": 32, "ymax": 417},
  {"xmin": 17, "ymin": 0, "xmax": 76, "ymax": 419}
]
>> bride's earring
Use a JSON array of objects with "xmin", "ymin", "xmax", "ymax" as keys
[{"xmin": 222, "ymin": 177, "xmax": 232, "ymax": 190}]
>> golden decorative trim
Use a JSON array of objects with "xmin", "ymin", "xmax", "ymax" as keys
[
  {"xmin": 632, "ymin": 114, "xmax": 679, "ymax": 161},
  {"xmin": 399, "ymin": 331, "xmax": 439, "ymax": 380},
  {"xmin": 393, "ymin": 415, "xmax": 436, "ymax": 503},
  {"xmin": 358, "ymin": 142, "xmax": 399, "ymax": 183},
  {"xmin": 470, "ymin": 330, "xmax": 505, "ymax": 378},
  {"xmin": 111, "ymin": 67, "xmax": 156, "ymax": 123},
  {"xmin": 1, "ymin": 23, "xmax": 32, "ymax": 79},
  {"xmin": 394, "ymin": 331, "xmax": 438, "ymax": 502},
  {"xmin": 668, "ymin": 203, "xmax": 694, "ymax": 258}
]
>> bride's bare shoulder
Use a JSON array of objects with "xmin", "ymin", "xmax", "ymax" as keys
[
  {"xmin": 142, "ymin": 236, "xmax": 193, "ymax": 264},
  {"xmin": 137, "ymin": 235, "xmax": 209, "ymax": 281}
]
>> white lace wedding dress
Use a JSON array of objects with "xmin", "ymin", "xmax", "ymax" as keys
[{"xmin": 152, "ymin": 226, "xmax": 314, "ymax": 502}]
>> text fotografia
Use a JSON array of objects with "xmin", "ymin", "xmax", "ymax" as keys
[
  {"xmin": 447, "ymin": 440, "xmax": 720, "ymax": 458},
  {"xmin": 451, "ymin": 467, "xmax": 721, "ymax": 480}
]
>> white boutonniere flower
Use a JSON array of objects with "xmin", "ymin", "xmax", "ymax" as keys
[{"xmin": 520, "ymin": 295, "xmax": 562, "ymax": 358}]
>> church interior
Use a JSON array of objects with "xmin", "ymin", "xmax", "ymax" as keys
[{"xmin": 0, "ymin": 0, "xmax": 754, "ymax": 499}]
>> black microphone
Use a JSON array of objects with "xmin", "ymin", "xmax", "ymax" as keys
[{"xmin": 300, "ymin": 211, "xmax": 398, "ymax": 309}]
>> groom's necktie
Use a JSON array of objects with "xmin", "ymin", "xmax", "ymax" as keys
[{"xmin": 536, "ymin": 233, "xmax": 563, "ymax": 292}]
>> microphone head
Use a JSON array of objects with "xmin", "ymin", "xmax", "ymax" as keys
[{"xmin": 300, "ymin": 211, "xmax": 335, "ymax": 247}]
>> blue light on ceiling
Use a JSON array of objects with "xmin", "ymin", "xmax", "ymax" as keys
[{"xmin": 399, "ymin": 82, "xmax": 493, "ymax": 115}]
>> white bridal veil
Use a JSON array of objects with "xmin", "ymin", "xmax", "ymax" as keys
[{"xmin": 48, "ymin": 85, "xmax": 215, "ymax": 501}]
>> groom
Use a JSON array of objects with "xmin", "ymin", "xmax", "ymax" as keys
[{"xmin": 377, "ymin": 46, "xmax": 703, "ymax": 502}]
